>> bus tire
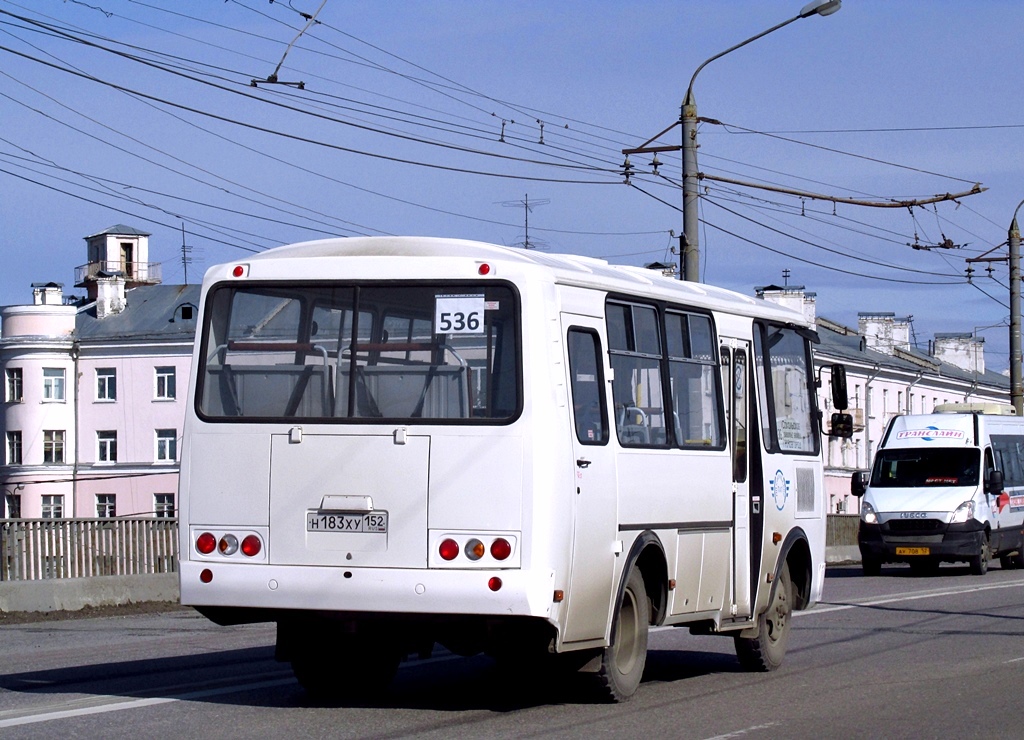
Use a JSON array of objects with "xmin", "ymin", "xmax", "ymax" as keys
[
  {"xmin": 968, "ymin": 537, "xmax": 990, "ymax": 576},
  {"xmin": 734, "ymin": 562, "xmax": 792, "ymax": 672},
  {"xmin": 592, "ymin": 567, "xmax": 649, "ymax": 702},
  {"xmin": 291, "ymin": 638, "xmax": 400, "ymax": 700}
]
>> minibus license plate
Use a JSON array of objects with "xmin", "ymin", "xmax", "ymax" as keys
[
  {"xmin": 895, "ymin": 546, "xmax": 929, "ymax": 556},
  {"xmin": 307, "ymin": 511, "xmax": 388, "ymax": 533}
]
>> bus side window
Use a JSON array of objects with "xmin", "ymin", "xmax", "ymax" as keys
[
  {"xmin": 567, "ymin": 329, "xmax": 608, "ymax": 445},
  {"xmin": 606, "ymin": 302, "xmax": 666, "ymax": 447}
]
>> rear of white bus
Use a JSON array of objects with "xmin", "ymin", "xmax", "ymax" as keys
[{"xmin": 177, "ymin": 253, "xmax": 563, "ymax": 695}]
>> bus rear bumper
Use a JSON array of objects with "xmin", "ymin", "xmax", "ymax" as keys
[{"xmin": 179, "ymin": 561, "xmax": 558, "ymax": 620}]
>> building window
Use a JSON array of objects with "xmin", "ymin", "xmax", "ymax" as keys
[
  {"xmin": 6, "ymin": 368, "xmax": 23, "ymax": 402},
  {"xmin": 43, "ymin": 430, "xmax": 65, "ymax": 464},
  {"xmin": 41, "ymin": 494, "xmax": 64, "ymax": 519},
  {"xmin": 5, "ymin": 493, "xmax": 21, "ymax": 518},
  {"xmin": 96, "ymin": 494, "xmax": 116, "ymax": 518},
  {"xmin": 155, "ymin": 493, "xmax": 175, "ymax": 518},
  {"xmin": 97, "ymin": 431, "xmax": 118, "ymax": 463},
  {"xmin": 155, "ymin": 366, "xmax": 176, "ymax": 400},
  {"xmin": 43, "ymin": 368, "xmax": 65, "ymax": 402},
  {"xmin": 156, "ymin": 429, "xmax": 177, "ymax": 462},
  {"xmin": 97, "ymin": 368, "xmax": 117, "ymax": 401},
  {"xmin": 7, "ymin": 431, "xmax": 22, "ymax": 465}
]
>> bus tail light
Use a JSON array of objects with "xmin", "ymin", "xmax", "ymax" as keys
[
  {"xmin": 490, "ymin": 538, "xmax": 512, "ymax": 560},
  {"xmin": 241, "ymin": 535, "xmax": 262, "ymax": 557},
  {"xmin": 219, "ymin": 534, "xmax": 239, "ymax": 555},
  {"xmin": 439, "ymin": 538, "xmax": 460, "ymax": 561},
  {"xmin": 488, "ymin": 577, "xmax": 502, "ymax": 591},
  {"xmin": 196, "ymin": 532, "xmax": 216, "ymax": 554},
  {"xmin": 194, "ymin": 530, "xmax": 263, "ymax": 559}
]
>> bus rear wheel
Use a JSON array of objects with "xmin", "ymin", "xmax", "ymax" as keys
[
  {"xmin": 291, "ymin": 636, "xmax": 400, "ymax": 701},
  {"xmin": 735, "ymin": 562, "xmax": 792, "ymax": 672},
  {"xmin": 591, "ymin": 567, "xmax": 650, "ymax": 702}
]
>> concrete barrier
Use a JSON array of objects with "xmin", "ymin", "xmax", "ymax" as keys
[{"xmin": 0, "ymin": 573, "xmax": 179, "ymax": 613}]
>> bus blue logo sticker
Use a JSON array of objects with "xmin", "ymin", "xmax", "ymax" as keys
[{"xmin": 771, "ymin": 470, "xmax": 790, "ymax": 511}]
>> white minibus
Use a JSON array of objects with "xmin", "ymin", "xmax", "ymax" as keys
[{"xmin": 852, "ymin": 404, "xmax": 1024, "ymax": 575}]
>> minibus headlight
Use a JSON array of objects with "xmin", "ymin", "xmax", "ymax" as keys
[
  {"xmin": 951, "ymin": 500, "xmax": 975, "ymax": 524},
  {"xmin": 860, "ymin": 500, "xmax": 878, "ymax": 525}
]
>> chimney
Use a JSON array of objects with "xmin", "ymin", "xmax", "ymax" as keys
[
  {"xmin": 755, "ymin": 285, "xmax": 816, "ymax": 327},
  {"xmin": 31, "ymin": 282, "xmax": 64, "ymax": 305},
  {"xmin": 932, "ymin": 333, "xmax": 985, "ymax": 375},
  {"xmin": 858, "ymin": 312, "xmax": 911, "ymax": 355},
  {"xmin": 95, "ymin": 273, "xmax": 127, "ymax": 318}
]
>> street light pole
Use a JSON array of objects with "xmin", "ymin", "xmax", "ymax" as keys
[
  {"xmin": 1009, "ymin": 199, "xmax": 1023, "ymax": 414},
  {"xmin": 681, "ymin": 0, "xmax": 841, "ymax": 282}
]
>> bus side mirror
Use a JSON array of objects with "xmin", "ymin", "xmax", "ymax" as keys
[
  {"xmin": 830, "ymin": 412, "xmax": 854, "ymax": 439},
  {"xmin": 851, "ymin": 470, "xmax": 870, "ymax": 497},
  {"xmin": 830, "ymin": 364, "xmax": 849, "ymax": 412},
  {"xmin": 986, "ymin": 469, "xmax": 1004, "ymax": 495}
]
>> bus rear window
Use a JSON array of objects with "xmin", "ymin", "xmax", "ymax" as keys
[{"xmin": 197, "ymin": 282, "xmax": 520, "ymax": 422}]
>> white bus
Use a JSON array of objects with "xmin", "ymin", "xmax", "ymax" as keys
[{"xmin": 178, "ymin": 237, "xmax": 850, "ymax": 701}]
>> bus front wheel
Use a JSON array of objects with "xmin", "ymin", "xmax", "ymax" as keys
[
  {"xmin": 734, "ymin": 561, "xmax": 792, "ymax": 672},
  {"xmin": 592, "ymin": 567, "xmax": 650, "ymax": 702}
]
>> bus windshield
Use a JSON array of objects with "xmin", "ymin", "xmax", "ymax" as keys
[
  {"xmin": 870, "ymin": 448, "xmax": 980, "ymax": 488},
  {"xmin": 197, "ymin": 282, "xmax": 520, "ymax": 422}
]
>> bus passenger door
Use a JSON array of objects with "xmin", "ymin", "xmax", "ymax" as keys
[
  {"xmin": 561, "ymin": 316, "xmax": 619, "ymax": 644},
  {"xmin": 721, "ymin": 339, "xmax": 752, "ymax": 619}
]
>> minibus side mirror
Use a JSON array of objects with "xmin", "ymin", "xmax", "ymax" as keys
[
  {"xmin": 831, "ymin": 364, "xmax": 849, "ymax": 412},
  {"xmin": 985, "ymin": 469, "xmax": 1004, "ymax": 496},
  {"xmin": 851, "ymin": 470, "xmax": 870, "ymax": 497}
]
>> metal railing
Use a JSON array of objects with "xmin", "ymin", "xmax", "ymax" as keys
[
  {"xmin": 74, "ymin": 261, "xmax": 162, "ymax": 284},
  {"xmin": 0, "ymin": 518, "xmax": 178, "ymax": 581},
  {"xmin": 826, "ymin": 513, "xmax": 859, "ymax": 547}
]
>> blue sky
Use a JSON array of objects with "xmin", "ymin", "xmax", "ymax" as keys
[{"xmin": 1, "ymin": 0, "xmax": 1022, "ymax": 370}]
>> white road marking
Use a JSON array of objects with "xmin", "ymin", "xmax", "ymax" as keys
[
  {"xmin": 805, "ymin": 579, "xmax": 1024, "ymax": 617},
  {"xmin": 704, "ymin": 722, "xmax": 780, "ymax": 739},
  {"xmin": 0, "ymin": 677, "xmax": 295, "ymax": 729}
]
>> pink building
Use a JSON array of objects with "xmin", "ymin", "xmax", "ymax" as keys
[{"xmin": 1, "ymin": 226, "xmax": 198, "ymax": 519}]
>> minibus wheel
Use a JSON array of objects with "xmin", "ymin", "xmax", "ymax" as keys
[
  {"xmin": 734, "ymin": 561, "xmax": 792, "ymax": 671},
  {"xmin": 592, "ymin": 567, "xmax": 649, "ymax": 702},
  {"xmin": 968, "ymin": 537, "xmax": 990, "ymax": 576},
  {"xmin": 861, "ymin": 556, "xmax": 881, "ymax": 577}
]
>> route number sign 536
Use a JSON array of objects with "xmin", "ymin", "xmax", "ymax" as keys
[{"xmin": 435, "ymin": 294, "xmax": 485, "ymax": 335}]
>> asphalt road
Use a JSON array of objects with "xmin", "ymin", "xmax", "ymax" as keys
[{"xmin": 1, "ymin": 563, "xmax": 1022, "ymax": 739}]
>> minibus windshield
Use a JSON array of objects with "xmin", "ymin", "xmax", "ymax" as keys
[{"xmin": 870, "ymin": 448, "xmax": 980, "ymax": 488}]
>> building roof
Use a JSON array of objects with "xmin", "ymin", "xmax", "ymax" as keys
[
  {"xmin": 75, "ymin": 284, "xmax": 201, "ymax": 342},
  {"xmin": 816, "ymin": 318, "xmax": 1008, "ymax": 391},
  {"xmin": 84, "ymin": 224, "xmax": 152, "ymax": 240}
]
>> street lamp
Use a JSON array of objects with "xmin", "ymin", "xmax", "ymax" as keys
[
  {"xmin": 681, "ymin": 0, "xmax": 842, "ymax": 282},
  {"xmin": 1008, "ymin": 199, "xmax": 1024, "ymax": 413}
]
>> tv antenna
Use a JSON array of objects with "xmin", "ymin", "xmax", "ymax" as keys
[
  {"xmin": 499, "ymin": 194, "xmax": 550, "ymax": 250},
  {"xmin": 179, "ymin": 224, "xmax": 205, "ymax": 284}
]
